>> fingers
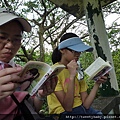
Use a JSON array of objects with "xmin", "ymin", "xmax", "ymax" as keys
[
  {"xmin": 38, "ymin": 76, "xmax": 58, "ymax": 97},
  {"xmin": 0, "ymin": 82, "xmax": 20, "ymax": 99},
  {"xmin": 0, "ymin": 67, "xmax": 22, "ymax": 77},
  {"xmin": 51, "ymin": 76, "xmax": 58, "ymax": 90},
  {"xmin": 0, "ymin": 82, "xmax": 19, "ymax": 92},
  {"xmin": 96, "ymin": 76, "xmax": 108, "ymax": 84},
  {"xmin": 0, "ymin": 74, "xmax": 21, "ymax": 85},
  {"xmin": 45, "ymin": 76, "xmax": 58, "ymax": 93},
  {"xmin": 43, "ymin": 80, "xmax": 54, "ymax": 95},
  {"xmin": 68, "ymin": 60, "xmax": 78, "ymax": 69},
  {"xmin": 0, "ymin": 67, "xmax": 22, "ymax": 84},
  {"xmin": 0, "ymin": 67, "xmax": 22, "ymax": 100},
  {"xmin": 0, "ymin": 91, "xmax": 13, "ymax": 99}
]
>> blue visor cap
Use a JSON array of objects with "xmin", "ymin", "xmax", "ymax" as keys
[{"xmin": 58, "ymin": 37, "xmax": 93, "ymax": 52}]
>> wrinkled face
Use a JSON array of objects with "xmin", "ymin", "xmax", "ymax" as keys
[{"xmin": 0, "ymin": 21, "xmax": 23, "ymax": 63}]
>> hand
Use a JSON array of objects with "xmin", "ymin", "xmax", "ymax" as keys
[
  {"xmin": 37, "ymin": 76, "xmax": 58, "ymax": 97},
  {"xmin": 96, "ymin": 74, "xmax": 108, "ymax": 84},
  {"xmin": 0, "ymin": 67, "xmax": 22, "ymax": 100},
  {"xmin": 67, "ymin": 59, "xmax": 78, "ymax": 78}
]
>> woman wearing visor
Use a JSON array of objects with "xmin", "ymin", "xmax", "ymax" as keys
[{"xmin": 47, "ymin": 33, "xmax": 108, "ymax": 120}]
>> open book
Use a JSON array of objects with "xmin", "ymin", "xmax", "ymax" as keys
[
  {"xmin": 84, "ymin": 57, "xmax": 112, "ymax": 81},
  {"xmin": 18, "ymin": 61, "xmax": 65, "ymax": 96}
]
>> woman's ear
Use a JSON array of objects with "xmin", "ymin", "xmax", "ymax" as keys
[
  {"xmin": 60, "ymin": 49, "xmax": 67, "ymax": 54},
  {"xmin": 60, "ymin": 49, "xmax": 63, "ymax": 53}
]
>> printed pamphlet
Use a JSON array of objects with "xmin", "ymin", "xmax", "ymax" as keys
[
  {"xmin": 84, "ymin": 57, "xmax": 112, "ymax": 81},
  {"xmin": 18, "ymin": 61, "xmax": 65, "ymax": 96}
]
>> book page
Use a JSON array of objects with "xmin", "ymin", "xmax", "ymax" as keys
[
  {"xmin": 17, "ymin": 61, "xmax": 65, "ymax": 96},
  {"xmin": 84, "ymin": 57, "xmax": 112, "ymax": 81},
  {"xmin": 93, "ymin": 66, "xmax": 112, "ymax": 81},
  {"xmin": 51, "ymin": 64, "xmax": 65, "ymax": 75},
  {"xmin": 29, "ymin": 68, "xmax": 52, "ymax": 96},
  {"xmin": 84, "ymin": 57, "xmax": 110, "ymax": 76},
  {"xmin": 30, "ymin": 64, "xmax": 65, "ymax": 96},
  {"xmin": 17, "ymin": 61, "xmax": 51, "ymax": 93}
]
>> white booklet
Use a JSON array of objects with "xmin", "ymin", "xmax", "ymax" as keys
[
  {"xmin": 17, "ymin": 61, "xmax": 65, "ymax": 96},
  {"xmin": 84, "ymin": 57, "xmax": 112, "ymax": 81}
]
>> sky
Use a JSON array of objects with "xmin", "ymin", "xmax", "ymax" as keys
[{"xmin": 105, "ymin": 14, "xmax": 120, "ymax": 25}]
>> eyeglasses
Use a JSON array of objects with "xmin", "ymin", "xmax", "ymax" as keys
[
  {"xmin": 0, "ymin": 32, "xmax": 22, "ymax": 45},
  {"xmin": 66, "ymin": 48, "xmax": 81, "ymax": 55}
]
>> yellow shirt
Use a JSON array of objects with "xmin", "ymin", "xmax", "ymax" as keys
[{"xmin": 47, "ymin": 63, "xmax": 88, "ymax": 114}]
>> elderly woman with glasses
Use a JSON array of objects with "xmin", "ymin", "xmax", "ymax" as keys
[{"xmin": 0, "ymin": 7, "xmax": 57, "ymax": 120}]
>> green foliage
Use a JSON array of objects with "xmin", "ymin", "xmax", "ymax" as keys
[
  {"xmin": 44, "ymin": 52, "xmax": 52, "ymax": 65},
  {"xmin": 15, "ymin": 48, "xmax": 40, "ymax": 65},
  {"xmin": 108, "ymin": 29, "xmax": 120, "ymax": 50},
  {"xmin": 112, "ymin": 49, "xmax": 120, "ymax": 89},
  {"xmin": 80, "ymin": 52, "xmax": 94, "ymax": 69},
  {"xmin": 40, "ymin": 99, "xmax": 49, "ymax": 114}
]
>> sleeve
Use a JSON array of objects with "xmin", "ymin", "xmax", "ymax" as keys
[{"xmin": 79, "ymin": 79, "xmax": 88, "ymax": 93}]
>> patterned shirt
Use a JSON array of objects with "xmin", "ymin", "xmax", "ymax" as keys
[{"xmin": 0, "ymin": 60, "xmax": 28, "ymax": 120}]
